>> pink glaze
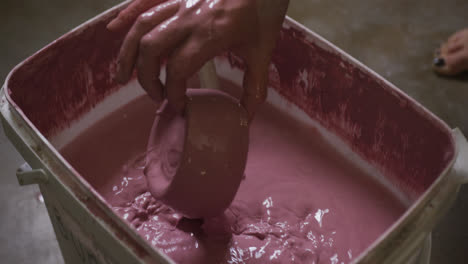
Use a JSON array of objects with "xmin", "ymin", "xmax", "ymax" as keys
[{"xmin": 62, "ymin": 83, "xmax": 405, "ymax": 263}]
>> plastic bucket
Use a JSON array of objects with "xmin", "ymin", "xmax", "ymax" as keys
[{"xmin": 2, "ymin": 2, "xmax": 468, "ymax": 264}]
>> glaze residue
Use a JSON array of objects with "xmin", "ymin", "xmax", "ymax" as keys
[{"xmin": 62, "ymin": 91, "xmax": 405, "ymax": 264}]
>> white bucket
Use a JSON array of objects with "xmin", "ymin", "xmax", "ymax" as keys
[{"xmin": 2, "ymin": 2, "xmax": 467, "ymax": 264}]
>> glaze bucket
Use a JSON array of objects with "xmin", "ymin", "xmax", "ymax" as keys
[{"xmin": 2, "ymin": 2, "xmax": 468, "ymax": 264}]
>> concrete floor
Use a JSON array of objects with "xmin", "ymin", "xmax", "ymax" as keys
[{"xmin": 0, "ymin": 0, "xmax": 467, "ymax": 263}]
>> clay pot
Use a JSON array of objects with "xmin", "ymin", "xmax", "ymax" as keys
[{"xmin": 145, "ymin": 89, "xmax": 249, "ymax": 219}]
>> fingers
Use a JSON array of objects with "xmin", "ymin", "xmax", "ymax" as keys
[
  {"xmin": 116, "ymin": 0, "xmax": 181, "ymax": 83},
  {"xmin": 165, "ymin": 33, "xmax": 225, "ymax": 113},
  {"xmin": 240, "ymin": 56, "xmax": 270, "ymax": 122},
  {"xmin": 136, "ymin": 16, "xmax": 190, "ymax": 104},
  {"xmin": 107, "ymin": 0, "xmax": 166, "ymax": 31}
]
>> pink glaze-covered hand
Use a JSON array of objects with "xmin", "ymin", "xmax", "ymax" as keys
[{"xmin": 107, "ymin": 0, "xmax": 289, "ymax": 120}]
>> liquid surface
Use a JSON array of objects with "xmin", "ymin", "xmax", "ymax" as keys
[{"xmin": 62, "ymin": 91, "xmax": 405, "ymax": 264}]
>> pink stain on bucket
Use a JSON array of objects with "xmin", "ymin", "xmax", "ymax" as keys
[
  {"xmin": 4, "ymin": 10, "xmax": 455, "ymax": 264},
  {"xmin": 60, "ymin": 79, "xmax": 406, "ymax": 263}
]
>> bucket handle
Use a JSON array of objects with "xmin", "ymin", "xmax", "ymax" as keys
[
  {"xmin": 452, "ymin": 128, "xmax": 468, "ymax": 184},
  {"xmin": 16, "ymin": 163, "xmax": 48, "ymax": 186}
]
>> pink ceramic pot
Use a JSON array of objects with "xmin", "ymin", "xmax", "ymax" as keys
[{"xmin": 145, "ymin": 89, "xmax": 249, "ymax": 219}]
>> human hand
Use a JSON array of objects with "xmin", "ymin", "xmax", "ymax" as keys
[
  {"xmin": 107, "ymin": 0, "xmax": 289, "ymax": 120},
  {"xmin": 434, "ymin": 28, "xmax": 468, "ymax": 76}
]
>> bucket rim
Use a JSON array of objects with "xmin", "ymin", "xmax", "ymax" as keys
[{"xmin": 1, "ymin": 4, "xmax": 458, "ymax": 264}]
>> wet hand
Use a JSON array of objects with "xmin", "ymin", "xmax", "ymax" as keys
[{"xmin": 107, "ymin": 0, "xmax": 289, "ymax": 120}]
